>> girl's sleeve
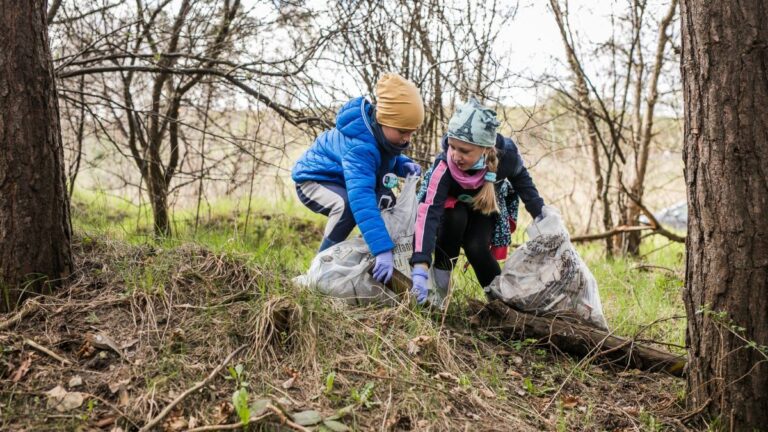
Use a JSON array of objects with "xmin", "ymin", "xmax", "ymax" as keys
[
  {"xmin": 410, "ymin": 160, "xmax": 451, "ymax": 267},
  {"xmin": 506, "ymin": 145, "xmax": 545, "ymax": 219}
]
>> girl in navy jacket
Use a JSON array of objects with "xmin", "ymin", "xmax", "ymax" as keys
[{"xmin": 410, "ymin": 98, "xmax": 546, "ymax": 302}]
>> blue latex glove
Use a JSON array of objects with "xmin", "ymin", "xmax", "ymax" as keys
[
  {"xmin": 372, "ymin": 250, "xmax": 394, "ymax": 283},
  {"xmin": 403, "ymin": 162, "xmax": 422, "ymax": 177},
  {"xmin": 411, "ymin": 267, "xmax": 429, "ymax": 304}
]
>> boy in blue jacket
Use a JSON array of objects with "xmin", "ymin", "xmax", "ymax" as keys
[{"xmin": 292, "ymin": 73, "xmax": 424, "ymax": 284}]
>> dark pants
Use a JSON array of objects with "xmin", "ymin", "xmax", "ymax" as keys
[{"xmin": 434, "ymin": 202, "xmax": 499, "ymax": 287}]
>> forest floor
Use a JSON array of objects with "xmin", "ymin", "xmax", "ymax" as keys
[{"xmin": 0, "ymin": 199, "xmax": 706, "ymax": 431}]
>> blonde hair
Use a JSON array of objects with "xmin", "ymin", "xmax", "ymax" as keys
[{"xmin": 472, "ymin": 148, "xmax": 499, "ymax": 215}]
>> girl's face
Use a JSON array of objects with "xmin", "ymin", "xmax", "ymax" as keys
[
  {"xmin": 381, "ymin": 125, "xmax": 416, "ymax": 147},
  {"xmin": 447, "ymin": 137, "xmax": 485, "ymax": 170}
]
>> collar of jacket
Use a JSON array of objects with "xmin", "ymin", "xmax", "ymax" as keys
[{"xmin": 364, "ymin": 102, "xmax": 410, "ymax": 157}]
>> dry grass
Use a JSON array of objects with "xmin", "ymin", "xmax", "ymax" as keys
[{"xmin": 0, "ymin": 231, "xmax": 697, "ymax": 431}]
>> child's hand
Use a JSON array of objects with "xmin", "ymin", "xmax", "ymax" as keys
[
  {"xmin": 411, "ymin": 267, "xmax": 429, "ymax": 304},
  {"xmin": 372, "ymin": 251, "xmax": 394, "ymax": 283},
  {"xmin": 403, "ymin": 162, "xmax": 422, "ymax": 177}
]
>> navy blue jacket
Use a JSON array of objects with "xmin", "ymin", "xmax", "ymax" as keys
[
  {"xmin": 411, "ymin": 134, "xmax": 545, "ymax": 266},
  {"xmin": 291, "ymin": 97, "xmax": 414, "ymax": 255}
]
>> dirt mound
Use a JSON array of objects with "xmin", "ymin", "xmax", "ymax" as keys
[{"xmin": 1, "ymin": 234, "xmax": 694, "ymax": 431}]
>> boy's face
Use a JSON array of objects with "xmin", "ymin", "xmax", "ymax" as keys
[
  {"xmin": 381, "ymin": 125, "xmax": 416, "ymax": 146},
  {"xmin": 447, "ymin": 137, "xmax": 485, "ymax": 170}
]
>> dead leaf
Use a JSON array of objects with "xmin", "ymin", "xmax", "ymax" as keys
[
  {"xmin": 46, "ymin": 385, "xmax": 85, "ymax": 412},
  {"xmin": 77, "ymin": 340, "xmax": 95, "ymax": 359},
  {"xmin": 68, "ymin": 375, "xmax": 83, "ymax": 388},
  {"xmin": 505, "ymin": 368, "xmax": 522, "ymax": 378},
  {"xmin": 281, "ymin": 375, "xmax": 297, "ymax": 390},
  {"xmin": 282, "ymin": 368, "xmax": 299, "ymax": 389},
  {"xmin": 211, "ymin": 401, "xmax": 233, "ymax": 425},
  {"xmin": 466, "ymin": 412, "xmax": 481, "ymax": 421},
  {"xmin": 108, "ymin": 378, "xmax": 131, "ymax": 394},
  {"xmin": 479, "ymin": 388, "xmax": 496, "ymax": 399},
  {"xmin": 561, "ymin": 395, "xmax": 580, "ymax": 409},
  {"xmin": 163, "ymin": 412, "xmax": 187, "ymax": 431},
  {"xmin": 94, "ymin": 416, "xmax": 116, "ymax": 428},
  {"xmin": 11, "ymin": 353, "xmax": 34, "ymax": 383},
  {"xmin": 432, "ymin": 372, "xmax": 459, "ymax": 383},
  {"xmin": 120, "ymin": 339, "xmax": 139, "ymax": 350},
  {"xmin": 118, "ymin": 387, "xmax": 130, "ymax": 407},
  {"xmin": 406, "ymin": 335, "xmax": 432, "ymax": 356},
  {"xmin": 623, "ymin": 406, "xmax": 640, "ymax": 417},
  {"xmin": 88, "ymin": 332, "xmax": 125, "ymax": 358}
]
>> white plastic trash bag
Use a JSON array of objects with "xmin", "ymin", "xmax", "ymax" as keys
[
  {"xmin": 294, "ymin": 176, "xmax": 446, "ymax": 307},
  {"xmin": 486, "ymin": 206, "xmax": 609, "ymax": 330}
]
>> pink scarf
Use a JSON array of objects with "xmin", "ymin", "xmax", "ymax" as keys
[{"xmin": 446, "ymin": 147, "xmax": 487, "ymax": 189}]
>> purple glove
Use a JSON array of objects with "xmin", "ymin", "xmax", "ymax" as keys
[
  {"xmin": 372, "ymin": 250, "xmax": 394, "ymax": 283},
  {"xmin": 403, "ymin": 162, "xmax": 422, "ymax": 177},
  {"xmin": 411, "ymin": 267, "xmax": 429, "ymax": 304}
]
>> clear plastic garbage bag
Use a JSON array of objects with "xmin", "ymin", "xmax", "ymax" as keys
[
  {"xmin": 294, "ymin": 176, "xmax": 446, "ymax": 307},
  {"xmin": 486, "ymin": 206, "xmax": 609, "ymax": 330}
]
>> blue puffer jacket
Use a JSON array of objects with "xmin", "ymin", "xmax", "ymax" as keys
[{"xmin": 292, "ymin": 97, "xmax": 414, "ymax": 256}]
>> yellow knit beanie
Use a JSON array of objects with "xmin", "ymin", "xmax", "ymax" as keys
[{"xmin": 375, "ymin": 73, "xmax": 425, "ymax": 130}]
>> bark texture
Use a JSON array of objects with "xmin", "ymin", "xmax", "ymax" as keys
[
  {"xmin": 681, "ymin": 1, "xmax": 768, "ymax": 428},
  {"xmin": 0, "ymin": 1, "xmax": 72, "ymax": 312}
]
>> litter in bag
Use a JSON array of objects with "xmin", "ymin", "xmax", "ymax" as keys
[
  {"xmin": 294, "ymin": 176, "xmax": 446, "ymax": 308},
  {"xmin": 486, "ymin": 206, "xmax": 609, "ymax": 330}
]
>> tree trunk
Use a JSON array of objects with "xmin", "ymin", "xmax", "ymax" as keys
[
  {"xmin": 0, "ymin": 0, "xmax": 72, "ymax": 312},
  {"xmin": 681, "ymin": 1, "xmax": 768, "ymax": 429}
]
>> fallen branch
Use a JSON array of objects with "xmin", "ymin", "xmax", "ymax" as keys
[
  {"xmin": 0, "ymin": 299, "xmax": 41, "ymax": 331},
  {"xmin": 469, "ymin": 300, "xmax": 687, "ymax": 376},
  {"xmin": 631, "ymin": 264, "xmax": 683, "ymax": 278},
  {"xmin": 138, "ymin": 345, "xmax": 247, "ymax": 432},
  {"xmin": 571, "ymin": 225, "xmax": 652, "ymax": 243},
  {"xmin": 23, "ymin": 338, "xmax": 73, "ymax": 365}
]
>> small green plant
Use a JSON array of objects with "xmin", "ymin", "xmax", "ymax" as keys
[
  {"xmin": 521, "ymin": 377, "xmax": 554, "ymax": 396},
  {"xmin": 639, "ymin": 408, "xmax": 661, "ymax": 431},
  {"xmin": 349, "ymin": 382, "xmax": 375, "ymax": 408},
  {"xmin": 324, "ymin": 371, "xmax": 336, "ymax": 395},
  {"xmin": 511, "ymin": 338, "xmax": 538, "ymax": 351},
  {"xmin": 458, "ymin": 374, "xmax": 471, "ymax": 389},
  {"xmin": 555, "ymin": 400, "xmax": 567, "ymax": 432},
  {"xmin": 85, "ymin": 312, "xmax": 100, "ymax": 324},
  {"xmin": 226, "ymin": 364, "xmax": 251, "ymax": 425},
  {"xmin": 79, "ymin": 399, "xmax": 97, "ymax": 421},
  {"xmin": 522, "ymin": 377, "xmax": 537, "ymax": 395}
]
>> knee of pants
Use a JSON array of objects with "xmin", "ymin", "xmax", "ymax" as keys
[{"xmin": 463, "ymin": 239, "xmax": 491, "ymax": 261}]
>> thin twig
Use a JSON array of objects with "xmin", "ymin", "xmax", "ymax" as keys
[
  {"xmin": 23, "ymin": 338, "xmax": 73, "ymax": 365},
  {"xmin": 0, "ymin": 299, "xmax": 41, "ymax": 331},
  {"xmin": 138, "ymin": 344, "xmax": 247, "ymax": 432},
  {"xmin": 264, "ymin": 403, "xmax": 312, "ymax": 432},
  {"xmin": 186, "ymin": 413, "xmax": 271, "ymax": 432},
  {"xmin": 631, "ymin": 264, "xmax": 682, "ymax": 277},
  {"xmin": 680, "ymin": 398, "xmax": 712, "ymax": 422}
]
